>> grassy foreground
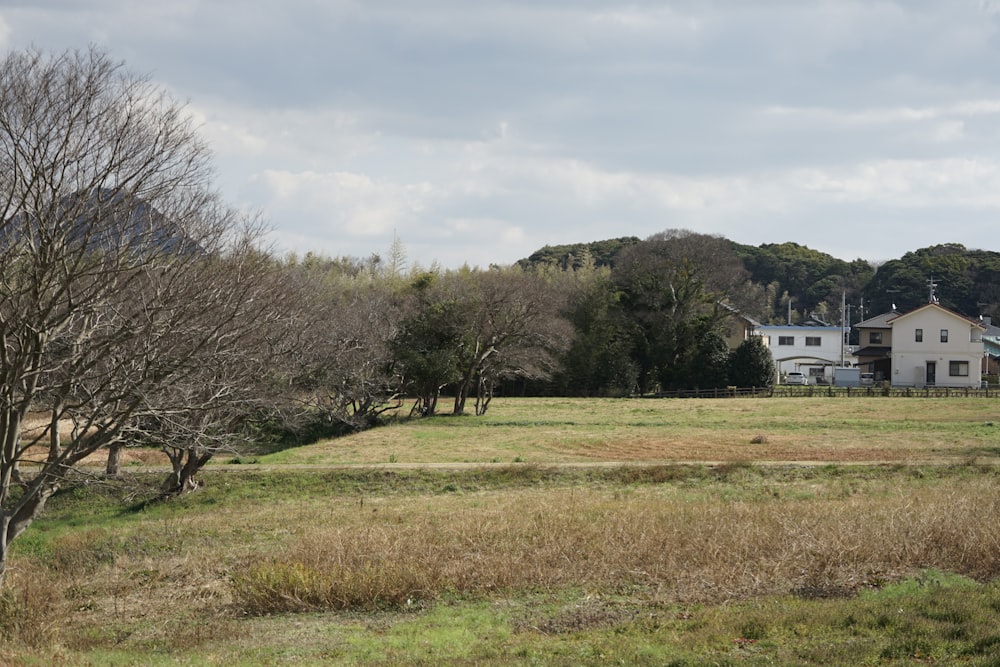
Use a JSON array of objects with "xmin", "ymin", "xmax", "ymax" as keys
[{"xmin": 4, "ymin": 396, "xmax": 1000, "ymax": 665}]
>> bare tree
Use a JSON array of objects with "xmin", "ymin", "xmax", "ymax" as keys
[
  {"xmin": 275, "ymin": 265, "xmax": 404, "ymax": 435},
  {"xmin": 450, "ymin": 268, "xmax": 573, "ymax": 416},
  {"xmin": 0, "ymin": 47, "xmax": 276, "ymax": 587}
]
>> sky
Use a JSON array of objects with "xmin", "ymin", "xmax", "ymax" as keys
[{"xmin": 3, "ymin": 1, "xmax": 1000, "ymax": 269}]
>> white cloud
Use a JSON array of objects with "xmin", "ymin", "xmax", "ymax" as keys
[
  {"xmin": 259, "ymin": 169, "xmax": 436, "ymax": 239},
  {"xmin": 0, "ymin": 17, "xmax": 11, "ymax": 47}
]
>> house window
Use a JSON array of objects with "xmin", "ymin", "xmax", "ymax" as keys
[
  {"xmin": 940, "ymin": 329, "xmax": 949, "ymax": 343},
  {"xmin": 915, "ymin": 328, "xmax": 923, "ymax": 342},
  {"xmin": 778, "ymin": 336, "xmax": 794, "ymax": 346},
  {"xmin": 869, "ymin": 331, "xmax": 883, "ymax": 344},
  {"xmin": 805, "ymin": 336, "xmax": 821, "ymax": 347},
  {"xmin": 949, "ymin": 361, "xmax": 969, "ymax": 377}
]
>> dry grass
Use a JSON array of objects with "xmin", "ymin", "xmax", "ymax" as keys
[
  {"xmin": 4, "ymin": 464, "xmax": 1000, "ymax": 663},
  {"xmin": 231, "ymin": 474, "xmax": 1000, "ymax": 614}
]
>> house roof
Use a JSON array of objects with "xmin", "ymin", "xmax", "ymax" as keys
[
  {"xmin": 855, "ymin": 310, "xmax": 898, "ymax": 329},
  {"xmin": 887, "ymin": 302, "xmax": 985, "ymax": 329},
  {"xmin": 717, "ymin": 301, "xmax": 762, "ymax": 327},
  {"xmin": 756, "ymin": 324, "xmax": 842, "ymax": 332}
]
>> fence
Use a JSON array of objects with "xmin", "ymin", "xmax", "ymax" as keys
[{"xmin": 652, "ymin": 385, "xmax": 1000, "ymax": 399}]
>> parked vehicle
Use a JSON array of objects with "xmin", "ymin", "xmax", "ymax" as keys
[
  {"xmin": 785, "ymin": 372, "xmax": 808, "ymax": 385},
  {"xmin": 860, "ymin": 372, "xmax": 875, "ymax": 387}
]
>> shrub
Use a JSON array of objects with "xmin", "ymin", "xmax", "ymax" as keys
[{"xmin": 0, "ymin": 567, "xmax": 62, "ymax": 648}]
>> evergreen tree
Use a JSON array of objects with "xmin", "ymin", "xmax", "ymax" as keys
[{"xmin": 729, "ymin": 337, "xmax": 776, "ymax": 388}]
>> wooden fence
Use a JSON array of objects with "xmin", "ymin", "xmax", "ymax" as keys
[{"xmin": 651, "ymin": 386, "xmax": 1000, "ymax": 399}]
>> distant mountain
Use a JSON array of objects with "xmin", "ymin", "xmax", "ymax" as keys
[{"xmin": 1, "ymin": 188, "xmax": 202, "ymax": 257}]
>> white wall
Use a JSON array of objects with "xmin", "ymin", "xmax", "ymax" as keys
[
  {"xmin": 757, "ymin": 325, "xmax": 845, "ymax": 382},
  {"xmin": 890, "ymin": 306, "xmax": 984, "ymax": 388}
]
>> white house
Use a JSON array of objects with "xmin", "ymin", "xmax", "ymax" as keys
[
  {"xmin": 755, "ymin": 322, "xmax": 849, "ymax": 384},
  {"xmin": 887, "ymin": 303, "xmax": 985, "ymax": 388}
]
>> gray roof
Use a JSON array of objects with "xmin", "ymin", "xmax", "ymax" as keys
[{"xmin": 855, "ymin": 310, "xmax": 898, "ymax": 329}]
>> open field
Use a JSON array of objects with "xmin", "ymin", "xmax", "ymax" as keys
[
  {"xmin": 5, "ymin": 396, "xmax": 1000, "ymax": 665},
  {"xmin": 257, "ymin": 396, "xmax": 1000, "ymax": 466}
]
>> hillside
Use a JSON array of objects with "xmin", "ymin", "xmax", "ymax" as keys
[{"xmin": 517, "ymin": 234, "xmax": 1000, "ymax": 323}]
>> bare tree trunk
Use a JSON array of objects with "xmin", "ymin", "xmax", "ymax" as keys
[
  {"xmin": 475, "ymin": 372, "xmax": 495, "ymax": 416},
  {"xmin": 105, "ymin": 444, "xmax": 123, "ymax": 478},
  {"xmin": 161, "ymin": 448, "xmax": 213, "ymax": 496},
  {"xmin": 0, "ymin": 517, "xmax": 9, "ymax": 590},
  {"xmin": 0, "ymin": 481, "xmax": 58, "ymax": 589}
]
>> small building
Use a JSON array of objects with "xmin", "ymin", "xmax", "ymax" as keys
[{"xmin": 718, "ymin": 303, "xmax": 763, "ymax": 351}]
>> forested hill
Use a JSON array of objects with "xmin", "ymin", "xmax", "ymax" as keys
[
  {"xmin": 517, "ymin": 235, "xmax": 1000, "ymax": 323},
  {"xmin": 515, "ymin": 237, "xmax": 641, "ymax": 271}
]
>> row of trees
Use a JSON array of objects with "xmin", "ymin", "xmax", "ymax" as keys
[
  {"xmin": 0, "ymin": 46, "xmax": 775, "ymax": 590},
  {"xmin": 275, "ymin": 227, "xmax": 777, "ymax": 409},
  {"xmin": 0, "ymin": 36, "xmax": 583, "ymax": 587}
]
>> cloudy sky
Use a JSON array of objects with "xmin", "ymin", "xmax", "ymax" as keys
[{"xmin": 3, "ymin": 1, "xmax": 1000, "ymax": 268}]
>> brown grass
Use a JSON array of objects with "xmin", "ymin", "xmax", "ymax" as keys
[{"xmin": 231, "ymin": 475, "xmax": 1000, "ymax": 614}]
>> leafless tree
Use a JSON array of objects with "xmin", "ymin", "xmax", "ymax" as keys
[
  {"xmin": 274, "ymin": 265, "xmax": 404, "ymax": 435},
  {"xmin": 449, "ymin": 268, "xmax": 573, "ymax": 416},
  {"xmin": 0, "ymin": 47, "xmax": 277, "ymax": 587}
]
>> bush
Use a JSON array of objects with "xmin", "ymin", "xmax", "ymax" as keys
[
  {"xmin": 231, "ymin": 558, "xmax": 430, "ymax": 614},
  {"xmin": 0, "ymin": 569, "xmax": 62, "ymax": 648}
]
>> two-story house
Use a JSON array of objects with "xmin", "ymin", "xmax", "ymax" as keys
[
  {"xmin": 887, "ymin": 303, "xmax": 985, "ymax": 388},
  {"xmin": 855, "ymin": 303, "xmax": 986, "ymax": 387},
  {"xmin": 755, "ymin": 320, "xmax": 847, "ymax": 384}
]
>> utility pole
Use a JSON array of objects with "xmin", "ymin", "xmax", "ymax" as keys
[{"xmin": 840, "ymin": 289, "xmax": 846, "ymax": 367}]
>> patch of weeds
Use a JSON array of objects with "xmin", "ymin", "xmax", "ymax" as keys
[
  {"xmin": 737, "ymin": 618, "xmax": 769, "ymax": 641},
  {"xmin": 879, "ymin": 636, "xmax": 934, "ymax": 661},
  {"xmin": 711, "ymin": 460, "xmax": 754, "ymax": 480},
  {"xmin": 964, "ymin": 633, "xmax": 1000, "ymax": 656},
  {"xmin": 47, "ymin": 528, "xmax": 119, "ymax": 573},
  {"xmin": 514, "ymin": 599, "xmax": 640, "ymax": 635},
  {"xmin": 0, "ymin": 573, "xmax": 62, "ymax": 648},
  {"xmin": 861, "ymin": 569, "xmax": 977, "ymax": 600},
  {"xmin": 609, "ymin": 464, "xmax": 705, "ymax": 485}
]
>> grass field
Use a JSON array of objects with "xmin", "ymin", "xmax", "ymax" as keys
[
  {"xmin": 258, "ymin": 396, "xmax": 1000, "ymax": 465},
  {"xmin": 4, "ymin": 396, "xmax": 1000, "ymax": 665}
]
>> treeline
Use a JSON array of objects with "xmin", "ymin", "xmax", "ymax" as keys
[
  {"xmin": 289, "ymin": 231, "xmax": 1000, "ymax": 414},
  {"xmin": 277, "ymin": 230, "xmax": 776, "ymax": 419},
  {"xmin": 521, "ymin": 237, "xmax": 1000, "ymax": 333}
]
